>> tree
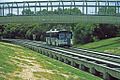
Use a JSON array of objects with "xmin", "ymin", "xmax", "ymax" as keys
[
  {"xmin": 22, "ymin": 9, "xmax": 34, "ymax": 15},
  {"xmin": 63, "ymin": 8, "xmax": 70, "ymax": 14},
  {"xmin": 71, "ymin": 8, "xmax": 82, "ymax": 15},
  {"xmin": 36, "ymin": 9, "xmax": 54, "ymax": 15},
  {"xmin": 54, "ymin": 8, "xmax": 63, "ymax": 15},
  {"xmin": 41, "ymin": 9, "xmax": 48, "ymax": 15},
  {"xmin": 93, "ymin": 24, "xmax": 119, "ymax": 39},
  {"xmin": 98, "ymin": 7, "xmax": 116, "ymax": 15},
  {"xmin": 25, "ymin": 24, "xmax": 50, "ymax": 40},
  {"xmin": 6, "ymin": 13, "xmax": 15, "ymax": 16},
  {"xmin": 63, "ymin": 8, "xmax": 81, "ymax": 15},
  {"xmin": 35, "ymin": 7, "xmax": 82, "ymax": 15},
  {"xmin": 73, "ymin": 23, "xmax": 95, "ymax": 44},
  {"xmin": 0, "ymin": 25, "xmax": 4, "ymax": 39}
]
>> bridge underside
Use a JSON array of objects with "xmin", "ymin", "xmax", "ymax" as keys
[{"xmin": 0, "ymin": 15, "xmax": 120, "ymax": 24}]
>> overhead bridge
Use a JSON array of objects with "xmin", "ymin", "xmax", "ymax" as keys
[
  {"xmin": 0, "ymin": 0, "xmax": 120, "ymax": 24},
  {"xmin": 0, "ymin": 15, "xmax": 120, "ymax": 24}
]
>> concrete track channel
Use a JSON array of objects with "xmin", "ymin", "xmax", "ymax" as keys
[
  {"xmin": 56, "ymin": 47, "xmax": 120, "ymax": 64},
  {"xmin": 2, "ymin": 39, "xmax": 120, "ymax": 80}
]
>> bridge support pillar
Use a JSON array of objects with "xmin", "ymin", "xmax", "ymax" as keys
[
  {"xmin": 71, "ymin": 61, "xmax": 74, "ymax": 66},
  {"xmin": 49, "ymin": 54, "xmax": 53, "ymax": 58},
  {"xmin": 90, "ymin": 67, "xmax": 96, "ymax": 74},
  {"xmin": 64, "ymin": 59, "xmax": 67, "ymax": 63},
  {"xmin": 79, "ymin": 64, "xmax": 82, "ymax": 69},
  {"xmin": 58, "ymin": 56, "xmax": 61, "ymax": 61},
  {"xmin": 0, "ymin": 36, "xmax": 3, "ymax": 40},
  {"xmin": 81, "ymin": 64, "xmax": 85, "ymax": 70},
  {"xmin": 103, "ymin": 72, "xmax": 110, "ymax": 80},
  {"xmin": 53, "ymin": 55, "xmax": 57, "ymax": 60},
  {"xmin": 103, "ymin": 72, "xmax": 118, "ymax": 80},
  {"xmin": 65, "ymin": 59, "xmax": 71, "ymax": 65}
]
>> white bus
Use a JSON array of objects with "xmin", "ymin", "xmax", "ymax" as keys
[{"xmin": 46, "ymin": 30, "xmax": 72, "ymax": 47}]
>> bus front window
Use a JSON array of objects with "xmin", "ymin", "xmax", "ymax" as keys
[{"xmin": 59, "ymin": 33, "xmax": 65, "ymax": 39}]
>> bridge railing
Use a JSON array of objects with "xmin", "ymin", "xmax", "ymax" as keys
[{"xmin": 0, "ymin": 0, "xmax": 120, "ymax": 16}]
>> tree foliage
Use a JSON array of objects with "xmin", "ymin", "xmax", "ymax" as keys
[
  {"xmin": 72, "ymin": 23, "xmax": 120, "ymax": 44},
  {"xmin": 21, "ymin": 8, "xmax": 82, "ymax": 16},
  {"xmin": 0, "ymin": 25, "xmax": 4, "ymax": 39},
  {"xmin": 98, "ymin": 7, "xmax": 116, "ymax": 15},
  {"xmin": 6, "ymin": 13, "xmax": 15, "ymax": 16},
  {"xmin": 2, "ymin": 22, "xmax": 120, "ymax": 44},
  {"xmin": 25, "ymin": 24, "xmax": 47, "ymax": 41},
  {"xmin": 22, "ymin": 9, "xmax": 34, "ymax": 15},
  {"xmin": 93, "ymin": 24, "xmax": 119, "ymax": 39},
  {"xmin": 73, "ymin": 23, "xmax": 96, "ymax": 44}
]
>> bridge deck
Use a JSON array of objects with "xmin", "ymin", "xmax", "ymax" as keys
[{"xmin": 0, "ymin": 15, "xmax": 120, "ymax": 24}]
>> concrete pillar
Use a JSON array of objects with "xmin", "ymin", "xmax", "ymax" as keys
[
  {"xmin": 35, "ymin": 47, "xmax": 37, "ymax": 51},
  {"xmin": 43, "ymin": 51, "xmax": 45, "ymax": 55},
  {"xmin": 38, "ymin": 49, "xmax": 41, "ymax": 53},
  {"xmin": 51, "ymin": 54, "xmax": 53, "ymax": 58},
  {"xmin": 32, "ymin": 46, "xmax": 34, "ymax": 50},
  {"xmin": 103, "ymin": 72, "xmax": 118, "ymax": 80},
  {"xmin": 35, "ymin": 47, "xmax": 38, "ymax": 52},
  {"xmin": 44, "ymin": 52, "xmax": 47, "ymax": 56},
  {"xmin": 64, "ymin": 59, "xmax": 67, "ymax": 63},
  {"xmin": 34, "ymin": 47, "xmax": 36, "ymax": 51},
  {"xmin": 48, "ymin": 54, "xmax": 51, "ymax": 57},
  {"xmin": 61, "ymin": 57, "xmax": 64, "ymax": 62},
  {"xmin": 29, "ymin": 46, "xmax": 31, "ymax": 49},
  {"xmin": 58, "ymin": 56, "xmax": 61, "ymax": 61},
  {"xmin": 48, "ymin": 53, "xmax": 51, "ymax": 57},
  {"xmin": 79, "ymin": 64, "xmax": 82, "ymax": 70},
  {"xmin": 34, "ymin": 47, "xmax": 36, "ymax": 50},
  {"xmin": 54, "ymin": 55, "xmax": 58, "ymax": 60},
  {"xmin": 90, "ymin": 67, "xmax": 96, "ymax": 74},
  {"xmin": 65, "ymin": 59, "xmax": 71, "ymax": 65},
  {"xmin": 0, "ymin": 36, "xmax": 3, "ymax": 40},
  {"xmin": 41, "ymin": 50, "xmax": 44, "ymax": 54},
  {"xmin": 103, "ymin": 72, "xmax": 110, "ymax": 80},
  {"xmin": 71, "ymin": 61, "xmax": 74, "ymax": 66},
  {"xmin": 81, "ymin": 64, "xmax": 85, "ymax": 71},
  {"xmin": 53, "ymin": 55, "xmax": 56, "ymax": 59}
]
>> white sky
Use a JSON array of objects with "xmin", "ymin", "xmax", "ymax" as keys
[
  {"xmin": 0, "ymin": 0, "xmax": 117, "ymax": 3},
  {"xmin": 0, "ymin": 0, "xmax": 49, "ymax": 2}
]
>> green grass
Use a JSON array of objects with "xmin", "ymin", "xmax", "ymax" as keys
[
  {"xmin": 0, "ymin": 41, "xmax": 102, "ymax": 80},
  {"xmin": 76, "ymin": 37, "xmax": 120, "ymax": 54}
]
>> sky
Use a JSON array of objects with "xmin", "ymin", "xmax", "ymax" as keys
[
  {"xmin": 0, "ymin": 0, "xmax": 49, "ymax": 2},
  {"xmin": 0, "ymin": 0, "xmax": 117, "ymax": 3}
]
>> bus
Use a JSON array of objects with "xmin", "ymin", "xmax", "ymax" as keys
[{"xmin": 46, "ymin": 29, "xmax": 72, "ymax": 47}]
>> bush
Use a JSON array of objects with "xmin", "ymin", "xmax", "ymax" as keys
[{"xmin": 93, "ymin": 24, "xmax": 119, "ymax": 39}]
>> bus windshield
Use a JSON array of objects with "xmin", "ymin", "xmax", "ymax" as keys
[
  {"xmin": 66, "ymin": 33, "xmax": 72, "ymax": 39},
  {"xmin": 59, "ymin": 32, "xmax": 72, "ymax": 39},
  {"xmin": 59, "ymin": 33, "xmax": 65, "ymax": 39}
]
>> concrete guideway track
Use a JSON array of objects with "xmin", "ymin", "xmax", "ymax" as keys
[
  {"xmin": 55, "ymin": 47, "xmax": 120, "ymax": 64},
  {"xmin": 18, "ymin": 39, "xmax": 120, "ymax": 65}
]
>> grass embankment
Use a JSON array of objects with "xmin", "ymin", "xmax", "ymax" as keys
[
  {"xmin": 76, "ymin": 37, "xmax": 120, "ymax": 54},
  {"xmin": 0, "ymin": 42, "xmax": 102, "ymax": 80}
]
